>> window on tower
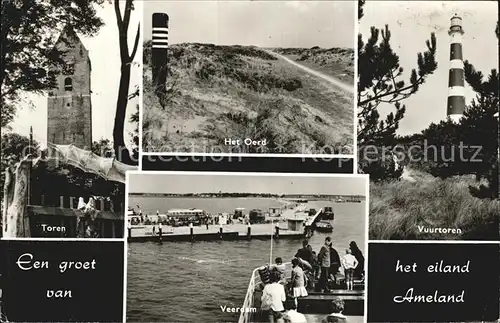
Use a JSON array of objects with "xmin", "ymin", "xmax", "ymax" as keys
[{"xmin": 64, "ymin": 77, "xmax": 73, "ymax": 91}]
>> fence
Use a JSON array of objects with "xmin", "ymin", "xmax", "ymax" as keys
[{"xmin": 27, "ymin": 195, "xmax": 124, "ymax": 238}]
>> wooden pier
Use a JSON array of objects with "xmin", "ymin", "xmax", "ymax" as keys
[{"xmin": 127, "ymin": 223, "xmax": 304, "ymax": 242}]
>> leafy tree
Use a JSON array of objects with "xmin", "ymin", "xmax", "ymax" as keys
[
  {"xmin": 357, "ymin": 0, "xmax": 438, "ymax": 179},
  {"xmin": 1, "ymin": 132, "xmax": 39, "ymax": 199},
  {"xmin": 112, "ymin": 0, "xmax": 140, "ymax": 165},
  {"xmin": 92, "ymin": 138, "xmax": 114, "ymax": 158},
  {"xmin": 129, "ymin": 104, "xmax": 139, "ymax": 162},
  {"xmin": 358, "ymin": 0, "xmax": 365, "ymax": 20},
  {"xmin": 1, "ymin": 0, "xmax": 104, "ymax": 128},
  {"xmin": 0, "ymin": 133, "xmax": 38, "ymax": 232}
]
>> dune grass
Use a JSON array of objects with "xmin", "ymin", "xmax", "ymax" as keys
[
  {"xmin": 142, "ymin": 43, "xmax": 353, "ymax": 154},
  {"xmin": 369, "ymin": 168, "xmax": 500, "ymax": 240}
]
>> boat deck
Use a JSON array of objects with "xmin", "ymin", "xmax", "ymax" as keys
[{"xmin": 304, "ymin": 289, "xmax": 364, "ymax": 302}]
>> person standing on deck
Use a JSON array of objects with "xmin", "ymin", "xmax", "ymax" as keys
[
  {"xmin": 311, "ymin": 251, "xmax": 319, "ymax": 280},
  {"xmin": 272, "ymin": 258, "xmax": 287, "ymax": 284},
  {"xmin": 318, "ymin": 237, "xmax": 332, "ymax": 293},
  {"xmin": 329, "ymin": 244, "xmax": 341, "ymax": 284},
  {"xmin": 261, "ymin": 271, "xmax": 286, "ymax": 323},
  {"xmin": 295, "ymin": 240, "xmax": 314, "ymax": 288},
  {"xmin": 290, "ymin": 258, "xmax": 308, "ymax": 308},
  {"xmin": 349, "ymin": 241, "xmax": 365, "ymax": 279},
  {"xmin": 341, "ymin": 249, "xmax": 359, "ymax": 290},
  {"xmin": 295, "ymin": 240, "xmax": 313, "ymax": 264}
]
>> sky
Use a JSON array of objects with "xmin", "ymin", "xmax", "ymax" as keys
[
  {"xmin": 359, "ymin": 1, "xmax": 498, "ymax": 136},
  {"xmin": 7, "ymin": 2, "xmax": 142, "ymax": 149},
  {"xmin": 144, "ymin": 0, "xmax": 355, "ymax": 49},
  {"xmin": 129, "ymin": 173, "xmax": 367, "ymax": 196}
]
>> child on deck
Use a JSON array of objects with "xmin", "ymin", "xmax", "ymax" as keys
[
  {"xmin": 261, "ymin": 272, "xmax": 287, "ymax": 323},
  {"xmin": 273, "ymin": 257, "xmax": 287, "ymax": 284},
  {"xmin": 341, "ymin": 249, "xmax": 358, "ymax": 290},
  {"xmin": 290, "ymin": 258, "xmax": 308, "ymax": 308}
]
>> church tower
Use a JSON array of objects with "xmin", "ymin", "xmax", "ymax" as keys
[{"xmin": 47, "ymin": 25, "xmax": 92, "ymax": 150}]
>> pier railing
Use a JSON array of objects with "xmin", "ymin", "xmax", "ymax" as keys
[{"xmin": 30, "ymin": 194, "xmax": 124, "ymax": 213}]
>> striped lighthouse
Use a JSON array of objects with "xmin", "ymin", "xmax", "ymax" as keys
[
  {"xmin": 447, "ymin": 13, "xmax": 466, "ymax": 123},
  {"xmin": 152, "ymin": 13, "xmax": 169, "ymax": 100}
]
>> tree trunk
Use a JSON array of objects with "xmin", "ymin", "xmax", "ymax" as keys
[
  {"xmin": 2, "ymin": 168, "xmax": 14, "ymax": 237},
  {"xmin": 113, "ymin": 64, "xmax": 135, "ymax": 165},
  {"xmin": 113, "ymin": 0, "xmax": 139, "ymax": 166},
  {"xmin": 3, "ymin": 159, "xmax": 31, "ymax": 238}
]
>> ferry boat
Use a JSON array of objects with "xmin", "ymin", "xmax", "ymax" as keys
[
  {"xmin": 239, "ymin": 263, "xmax": 364, "ymax": 323},
  {"xmin": 322, "ymin": 207, "xmax": 334, "ymax": 220},
  {"xmin": 314, "ymin": 221, "xmax": 333, "ymax": 233}
]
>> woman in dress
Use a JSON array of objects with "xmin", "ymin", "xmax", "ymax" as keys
[{"xmin": 291, "ymin": 258, "xmax": 308, "ymax": 308}]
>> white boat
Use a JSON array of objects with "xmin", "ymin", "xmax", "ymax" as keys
[{"xmin": 315, "ymin": 221, "xmax": 333, "ymax": 232}]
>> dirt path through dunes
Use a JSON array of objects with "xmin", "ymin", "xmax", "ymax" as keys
[{"xmin": 265, "ymin": 50, "xmax": 354, "ymax": 94}]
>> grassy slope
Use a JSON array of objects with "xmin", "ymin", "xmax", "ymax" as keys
[
  {"xmin": 273, "ymin": 47, "xmax": 354, "ymax": 85},
  {"xmin": 143, "ymin": 43, "xmax": 353, "ymax": 153},
  {"xmin": 369, "ymin": 168, "xmax": 500, "ymax": 240}
]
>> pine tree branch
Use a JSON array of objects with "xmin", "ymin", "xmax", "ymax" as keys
[{"xmin": 359, "ymin": 75, "xmax": 425, "ymax": 106}]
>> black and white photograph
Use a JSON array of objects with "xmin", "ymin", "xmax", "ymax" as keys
[
  {"xmin": 357, "ymin": 1, "xmax": 500, "ymax": 240},
  {"xmin": 126, "ymin": 172, "xmax": 367, "ymax": 323},
  {"xmin": 142, "ymin": 0, "xmax": 355, "ymax": 155},
  {"xmin": 1, "ymin": 0, "xmax": 142, "ymax": 238}
]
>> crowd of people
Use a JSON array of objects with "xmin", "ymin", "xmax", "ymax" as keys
[
  {"xmin": 258, "ymin": 237, "xmax": 365, "ymax": 323},
  {"xmin": 128, "ymin": 210, "xmax": 237, "ymax": 228}
]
